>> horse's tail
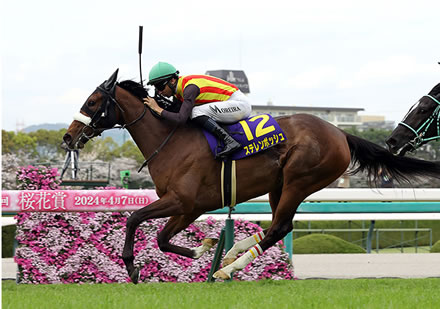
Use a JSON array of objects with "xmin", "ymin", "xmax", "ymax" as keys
[{"xmin": 344, "ymin": 132, "xmax": 440, "ymax": 185}]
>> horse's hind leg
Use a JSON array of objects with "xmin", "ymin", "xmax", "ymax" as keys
[
  {"xmin": 214, "ymin": 187, "xmax": 303, "ymax": 280},
  {"xmin": 222, "ymin": 229, "xmax": 267, "ymax": 266},
  {"xmin": 222, "ymin": 187, "xmax": 282, "ymax": 266}
]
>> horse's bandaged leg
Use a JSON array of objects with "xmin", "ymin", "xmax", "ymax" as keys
[
  {"xmin": 223, "ymin": 231, "xmax": 265, "ymax": 265},
  {"xmin": 214, "ymin": 244, "xmax": 263, "ymax": 280},
  {"xmin": 192, "ymin": 238, "xmax": 218, "ymax": 259}
]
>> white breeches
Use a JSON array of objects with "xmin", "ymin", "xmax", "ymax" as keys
[{"xmin": 190, "ymin": 90, "xmax": 252, "ymax": 124}]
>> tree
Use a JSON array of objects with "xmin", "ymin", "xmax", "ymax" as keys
[
  {"xmin": 82, "ymin": 137, "xmax": 119, "ymax": 161},
  {"xmin": 1, "ymin": 130, "xmax": 15, "ymax": 154},
  {"xmin": 29, "ymin": 129, "xmax": 67, "ymax": 160},
  {"xmin": 117, "ymin": 140, "xmax": 144, "ymax": 164},
  {"xmin": 11, "ymin": 132, "xmax": 38, "ymax": 156},
  {"xmin": 344, "ymin": 127, "xmax": 392, "ymax": 147}
]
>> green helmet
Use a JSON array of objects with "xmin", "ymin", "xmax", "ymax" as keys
[{"xmin": 147, "ymin": 62, "xmax": 179, "ymax": 85}]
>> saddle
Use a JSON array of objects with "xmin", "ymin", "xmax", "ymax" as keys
[{"xmin": 203, "ymin": 114, "xmax": 286, "ymax": 161}]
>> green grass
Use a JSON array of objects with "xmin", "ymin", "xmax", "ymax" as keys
[
  {"xmin": 431, "ymin": 240, "xmax": 440, "ymax": 253},
  {"xmin": 293, "ymin": 234, "xmax": 366, "ymax": 254},
  {"xmin": 2, "ymin": 279, "xmax": 440, "ymax": 309}
]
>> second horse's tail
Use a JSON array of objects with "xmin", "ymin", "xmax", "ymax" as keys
[{"xmin": 344, "ymin": 132, "xmax": 440, "ymax": 185}]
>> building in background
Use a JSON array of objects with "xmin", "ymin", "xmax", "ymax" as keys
[
  {"xmin": 357, "ymin": 115, "xmax": 395, "ymax": 131},
  {"xmin": 205, "ymin": 70, "xmax": 250, "ymax": 94},
  {"xmin": 252, "ymin": 104, "xmax": 364, "ymax": 129}
]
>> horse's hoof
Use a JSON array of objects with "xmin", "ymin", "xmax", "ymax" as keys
[
  {"xmin": 222, "ymin": 258, "xmax": 236, "ymax": 267},
  {"xmin": 213, "ymin": 270, "xmax": 230, "ymax": 280},
  {"xmin": 130, "ymin": 268, "xmax": 140, "ymax": 284},
  {"xmin": 202, "ymin": 238, "xmax": 219, "ymax": 248}
]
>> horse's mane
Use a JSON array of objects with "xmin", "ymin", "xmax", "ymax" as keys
[
  {"xmin": 428, "ymin": 83, "xmax": 440, "ymax": 96},
  {"xmin": 117, "ymin": 79, "xmax": 182, "ymax": 113},
  {"xmin": 118, "ymin": 80, "xmax": 148, "ymax": 100}
]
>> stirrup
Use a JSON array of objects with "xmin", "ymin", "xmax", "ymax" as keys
[{"xmin": 216, "ymin": 142, "xmax": 241, "ymax": 159}]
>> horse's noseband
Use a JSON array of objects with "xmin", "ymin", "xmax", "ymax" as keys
[{"xmin": 398, "ymin": 94, "xmax": 440, "ymax": 150}]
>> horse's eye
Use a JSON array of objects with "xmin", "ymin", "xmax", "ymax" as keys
[
  {"xmin": 88, "ymin": 101, "xmax": 96, "ymax": 107},
  {"xmin": 417, "ymin": 103, "xmax": 429, "ymax": 113}
]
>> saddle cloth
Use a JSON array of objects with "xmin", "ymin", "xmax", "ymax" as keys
[{"xmin": 203, "ymin": 114, "xmax": 286, "ymax": 160}]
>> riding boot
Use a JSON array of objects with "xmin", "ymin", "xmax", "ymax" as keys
[{"xmin": 193, "ymin": 116, "xmax": 241, "ymax": 159}]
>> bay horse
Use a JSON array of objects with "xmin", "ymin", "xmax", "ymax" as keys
[
  {"xmin": 386, "ymin": 83, "xmax": 440, "ymax": 156},
  {"xmin": 63, "ymin": 70, "xmax": 440, "ymax": 283}
]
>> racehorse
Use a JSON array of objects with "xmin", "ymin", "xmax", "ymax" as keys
[
  {"xmin": 387, "ymin": 83, "xmax": 440, "ymax": 156},
  {"xmin": 63, "ymin": 70, "xmax": 440, "ymax": 283}
]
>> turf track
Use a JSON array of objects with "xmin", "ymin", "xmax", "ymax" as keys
[{"xmin": 2, "ymin": 278, "xmax": 439, "ymax": 309}]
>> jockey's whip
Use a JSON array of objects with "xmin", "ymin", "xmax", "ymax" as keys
[{"xmin": 138, "ymin": 25, "xmax": 144, "ymax": 87}]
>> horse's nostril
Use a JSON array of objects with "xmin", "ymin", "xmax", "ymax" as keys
[
  {"xmin": 63, "ymin": 133, "xmax": 72, "ymax": 144},
  {"xmin": 386, "ymin": 137, "xmax": 396, "ymax": 147}
]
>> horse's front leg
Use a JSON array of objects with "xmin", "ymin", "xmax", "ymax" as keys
[
  {"xmin": 122, "ymin": 192, "xmax": 184, "ymax": 284},
  {"xmin": 157, "ymin": 214, "xmax": 218, "ymax": 259}
]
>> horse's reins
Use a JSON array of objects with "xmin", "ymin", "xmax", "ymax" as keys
[
  {"xmin": 97, "ymin": 85, "xmax": 148, "ymax": 129},
  {"xmin": 398, "ymin": 94, "xmax": 440, "ymax": 150},
  {"xmin": 137, "ymin": 126, "xmax": 177, "ymax": 172}
]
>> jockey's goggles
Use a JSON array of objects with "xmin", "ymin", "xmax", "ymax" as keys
[{"xmin": 154, "ymin": 79, "xmax": 169, "ymax": 91}]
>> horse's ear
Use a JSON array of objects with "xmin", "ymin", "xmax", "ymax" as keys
[{"xmin": 104, "ymin": 68, "xmax": 119, "ymax": 90}]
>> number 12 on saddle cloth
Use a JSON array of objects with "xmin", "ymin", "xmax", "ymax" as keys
[{"xmin": 203, "ymin": 114, "xmax": 287, "ymax": 160}]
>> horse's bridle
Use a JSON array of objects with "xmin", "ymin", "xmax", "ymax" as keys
[
  {"xmin": 72, "ymin": 80, "xmax": 175, "ymax": 172},
  {"xmin": 398, "ymin": 94, "xmax": 440, "ymax": 150},
  {"xmin": 73, "ymin": 84, "xmax": 147, "ymax": 145}
]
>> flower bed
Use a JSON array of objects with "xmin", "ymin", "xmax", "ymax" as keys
[
  {"xmin": 13, "ymin": 165, "xmax": 294, "ymax": 283},
  {"xmin": 16, "ymin": 166, "xmax": 60, "ymax": 190},
  {"xmin": 15, "ymin": 213, "xmax": 294, "ymax": 283}
]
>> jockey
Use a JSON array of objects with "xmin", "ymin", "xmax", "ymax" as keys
[{"xmin": 144, "ymin": 62, "xmax": 252, "ymax": 159}]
